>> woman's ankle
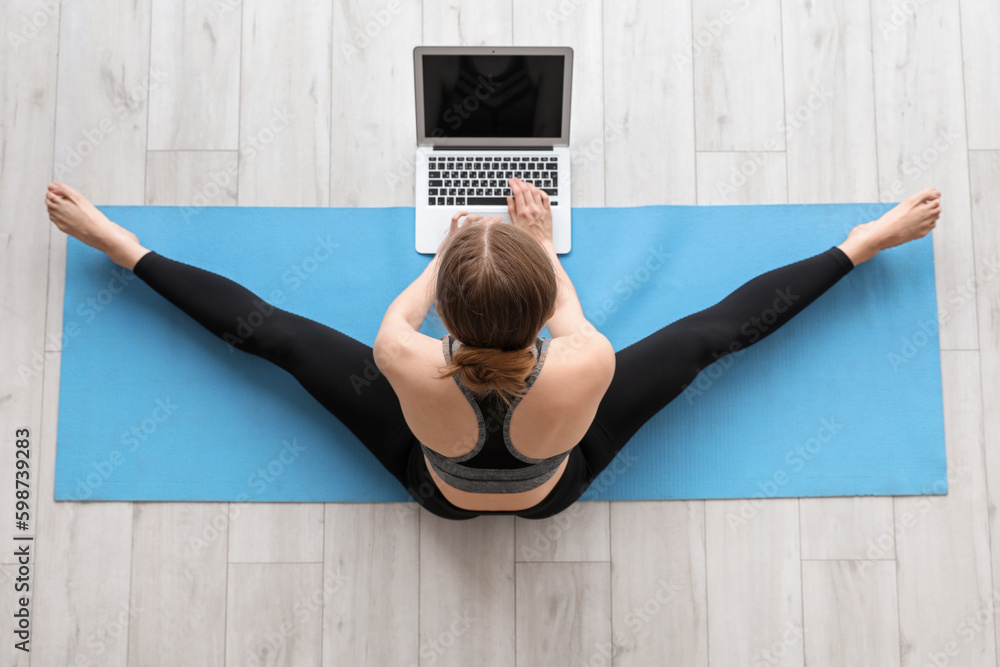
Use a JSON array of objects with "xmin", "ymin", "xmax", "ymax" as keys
[
  {"xmin": 110, "ymin": 243, "xmax": 151, "ymax": 271},
  {"xmin": 837, "ymin": 224, "xmax": 881, "ymax": 266}
]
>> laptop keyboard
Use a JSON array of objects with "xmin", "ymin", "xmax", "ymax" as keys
[{"xmin": 427, "ymin": 155, "xmax": 559, "ymax": 207}]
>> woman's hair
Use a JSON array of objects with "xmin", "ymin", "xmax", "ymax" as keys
[{"xmin": 435, "ymin": 222, "xmax": 557, "ymax": 409}]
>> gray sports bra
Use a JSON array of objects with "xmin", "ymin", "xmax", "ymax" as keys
[{"xmin": 420, "ymin": 334, "xmax": 571, "ymax": 494}]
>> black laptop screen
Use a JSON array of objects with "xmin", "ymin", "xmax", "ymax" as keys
[{"xmin": 422, "ymin": 54, "xmax": 564, "ymax": 139}]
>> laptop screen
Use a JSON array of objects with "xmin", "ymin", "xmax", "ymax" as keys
[{"xmin": 420, "ymin": 54, "xmax": 565, "ymax": 142}]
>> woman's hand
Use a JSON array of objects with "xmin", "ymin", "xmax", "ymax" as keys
[
  {"xmin": 436, "ymin": 211, "xmax": 503, "ymax": 254},
  {"xmin": 506, "ymin": 177, "xmax": 553, "ymax": 246}
]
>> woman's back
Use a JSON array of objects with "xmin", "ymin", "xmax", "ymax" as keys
[{"xmin": 379, "ymin": 331, "xmax": 616, "ymax": 511}]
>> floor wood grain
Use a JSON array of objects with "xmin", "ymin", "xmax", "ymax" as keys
[{"xmin": 5, "ymin": 0, "xmax": 996, "ymax": 664}]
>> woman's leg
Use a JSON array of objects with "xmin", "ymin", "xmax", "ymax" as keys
[
  {"xmin": 130, "ymin": 251, "xmax": 414, "ymax": 487},
  {"xmin": 45, "ymin": 181, "xmax": 416, "ymax": 486},
  {"xmin": 580, "ymin": 189, "xmax": 943, "ymax": 482},
  {"xmin": 584, "ymin": 245, "xmax": 853, "ymax": 478}
]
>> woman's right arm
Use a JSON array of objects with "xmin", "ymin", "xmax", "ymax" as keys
[
  {"xmin": 507, "ymin": 178, "xmax": 615, "ymax": 368},
  {"xmin": 539, "ymin": 238, "xmax": 588, "ymax": 337}
]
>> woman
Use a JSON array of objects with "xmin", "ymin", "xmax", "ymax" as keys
[{"xmin": 44, "ymin": 178, "xmax": 941, "ymax": 520}]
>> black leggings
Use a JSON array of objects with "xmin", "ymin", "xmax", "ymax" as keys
[{"xmin": 131, "ymin": 245, "xmax": 854, "ymax": 521}]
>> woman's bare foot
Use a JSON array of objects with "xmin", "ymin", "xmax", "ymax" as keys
[
  {"xmin": 45, "ymin": 182, "xmax": 149, "ymax": 270},
  {"xmin": 838, "ymin": 187, "xmax": 942, "ymax": 265}
]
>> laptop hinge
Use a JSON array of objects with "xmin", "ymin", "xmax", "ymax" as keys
[{"xmin": 431, "ymin": 145, "xmax": 554, "ymax": 151}]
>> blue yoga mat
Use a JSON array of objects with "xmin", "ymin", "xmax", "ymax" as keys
[{"xmin": 54, "ymin": 204, "xmax": 947, "ymax": 503}]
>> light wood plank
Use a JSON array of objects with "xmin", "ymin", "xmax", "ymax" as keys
[
  {"xmin": 145, "ymin": 145, "xmax": 322, "ymax": 565},
  {"xmin": 225, "ymin": 563, "xmax": 324, "ymax": 667},
  {"xmin": 515, "ymin": 562, "xmax": 611, "ymax": 666},
  {"xmin": 894, "ymin": 351, "xmax": 996, "ymax": 667},
  {"xmin": 331, "ymin": 0, "xmax": 423, "ymax": 207},
  {"xmin": 871, "ymin": 0, "xmax": 977, "ymax": 350},
  {"xmin": 419, "ymin": 513, "xmax": 515, "ymax": 666},
  {"xmin": 44, "ymin": 0, "xmax": 154, "ymax": 347},
  {"xmin": 33, "ymin": 350, "xmax": 136, "ymax": 667},
  {"xmin": 695, "ymin": 151, "xmax": 787, "ymax": 204},
  {"xmin": 609, "ymin": 501, "xmax": 707, "ymax": 666},
  {"xmin": 514, "ymin": 0, "xmax": 607, "ymax": 207},
  {"xmin": 0, "ymin": 0, "xmax": 60, "ymax": 573},
  {"xmin": 692, "ymin": 0, "xmax": 784, "ymax": 152},
  {"xmin": 227, "ymin": 503, "xmax": 325, "ymax": 564},
  {"xmin": 322, "ymin": 504, "xmax": 419, "ymax": 667},
  {"xmin": 127, "ymin": 503, "xmax": 228, "ymax": 666},
  {"xmin": 8, "ymin": 3, "xmax": 999, "ymax": 665},
  {"xmin": 602, "ymin": 0, "xmax": 696, "ymax": 206},
  {"xmin": 799, "ymin": 497, "xmax": 897, "ymax": 560},
  {"xmin": 801, "ymin": 560, "xmax": 900, "ymax": 667},
  {"xmin": 125, "ymin": 155, "xmax": 233, "ymax": 666},
  {"xmin": 145, "ymin": 142, "xmax": 323, "ymax": 566},
  {"xmin": 782, "ymin": 0, "xmax": 894, "ymax": 561},
  {"xmin": 224, "ymin": 0, "xmax": 333, "ymax": 563},
  {"xmin": 50, "ymin": 0, "xmax": 151, "ymax": 196},
  {"xmin": 781, "ymin": 0, "xmax": 878, "ymax": 203},
  {"xmin": 968, "ymin": 150, "xmax": 1000, "ymax": 663},
  {"xmin": 514, "ymin": 502, "xmax": 610, "ymax": 562},
  {"xmin": 148, "ymin": 0, "xmax": 241, "ymax": 150},
  {"xmin": 32, "ymin": 1, "xmax": 150, "ymax": 664},
  {"xmin": 705, "ymin": 498, "xmax": 802, "ymax": 667},
  {"xmin": 239, "ymin": 0, "xmax": 331, "ymax": 206},
  {"xmin": 145, "ymin": 151, "xmax": 239, "ymax": 206},
  {"xmin": 958, "ymin": 0, "xmax": 1000, "ymax": 148},
  {"xmin": 421, "ymin": 1, "xmax": 513, "ymax": 46}
]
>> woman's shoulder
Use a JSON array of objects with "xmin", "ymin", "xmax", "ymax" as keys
[
  {"xmin": 533, "ymin": 333, "xmax": 616, "ymax": 406},
  {"xmin": 542, "ymin": 334, "xmax": 616, "ymax": 377}
]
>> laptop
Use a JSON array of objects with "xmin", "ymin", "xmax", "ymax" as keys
[{"xmin": 413, "ymin": 46, "xmax": 573, "ymax": 254}]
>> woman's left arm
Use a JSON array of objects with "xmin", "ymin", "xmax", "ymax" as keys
[
  {"xmin": 377, "ymin": 252, "xmax": 441, "ymax": 335},
  {"xmin": 376, "ymin": 211, "xmax": 500, "ymax": 336},
  {"xmin": 375, "ymin": 212, "xmax": 500, "ymax": 369}
]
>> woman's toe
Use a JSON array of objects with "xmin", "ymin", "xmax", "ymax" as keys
[{"xmin": 52, "ymin": 182, "xmax": 76, "ymax": 200}]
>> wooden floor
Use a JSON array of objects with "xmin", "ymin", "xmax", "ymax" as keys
[{"xmin": 1, "ymin": 0, "xmax": 998, "ymax": 664}]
